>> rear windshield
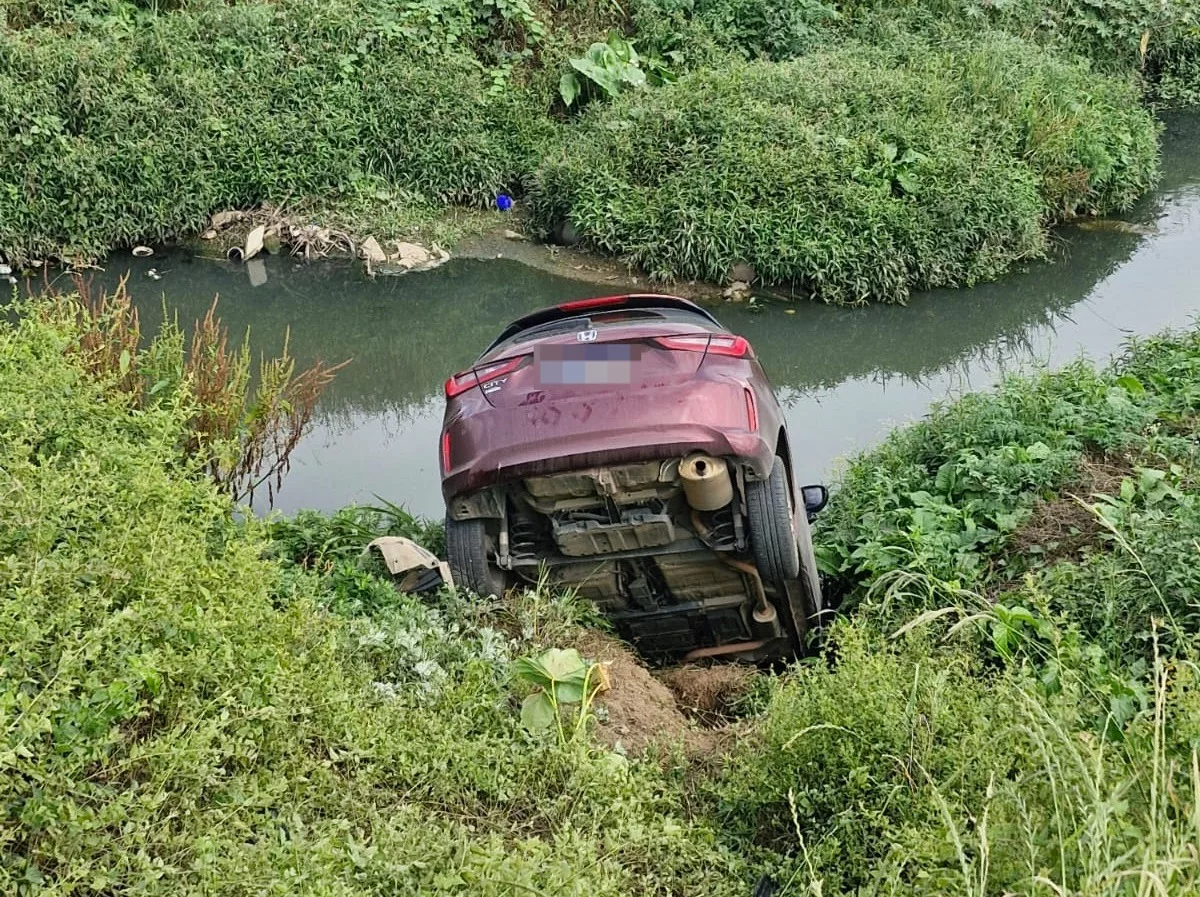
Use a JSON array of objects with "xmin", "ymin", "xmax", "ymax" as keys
[{"xmin": 485, "ymin": 308, "xmax": 718, "ymax": 356}]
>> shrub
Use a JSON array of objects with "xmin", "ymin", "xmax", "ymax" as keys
[
  {"xmin": 718, "ymin": 621, "xmax": 1200, "ymax": 897},
  {"xmin": 0, "ymin": 0, "xmax": 555, "ymax": 263},
  {"xmin": 529, "ymin": 34, "xmax": 1158, "ymax": 302},
  {"xmin": 841, "ymin": 0, "xmax": 1200, "ymax": 105},
  {"xmin": 633, "ymin": 0, "xmax": 839, "ymax": 60},
  {"xmin": 815, "ymin": 360, "xmax": 1156, "ymax": 590}
]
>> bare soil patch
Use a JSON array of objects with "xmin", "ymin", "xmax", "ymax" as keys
[
  {"xmin": 1010, "ymin": 453, "xmax": 1131, "ymax": 564},
  {"xmin": 574, "ymin": 630, "xmax": 751, "ymax": 758},
  {"xmin": 658, "ymin": 664, "xmax": 755, "ymax": 727}
]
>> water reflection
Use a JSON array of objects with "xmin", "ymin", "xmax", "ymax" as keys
[{"xmin": 77, "ymin": 113, "xmax": 1200, "ymax": 517}]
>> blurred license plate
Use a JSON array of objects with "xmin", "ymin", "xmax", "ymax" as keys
[{"xmin": 537, "ymin": 345, "xmax": 638, "ymax": 385}]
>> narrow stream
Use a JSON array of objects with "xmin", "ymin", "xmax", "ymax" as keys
[{"xmin": 79, "ymin": 113, "xmax": 1200, "ymax": 519}]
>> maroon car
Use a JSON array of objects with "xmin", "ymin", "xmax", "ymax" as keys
[{"xmin": 440, "ymin": 294, "xmax": 827, "ymax": 662}]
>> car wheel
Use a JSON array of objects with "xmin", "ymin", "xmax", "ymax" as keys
[
  {"xmin": 746, "ymin": 456, "xmax": 801, "ymax": 582},
  {"xmin": 445, "ymin": 516, "xmax": 508, "ymax": 597}
]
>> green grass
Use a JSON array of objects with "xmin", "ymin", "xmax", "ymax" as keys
[
  {"xmin": 0, "ymin": 0, "xmax": 554, "ymax": 263},
  {"xmin": 6, "ymin": 295, "xmax": 1200, "ymax": 894},
  {"xmin": 0, "ymin": 0, "xmax": 1191, "ymax": 302}
]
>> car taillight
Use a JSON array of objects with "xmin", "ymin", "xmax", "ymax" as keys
[
  {"xmin": 707, "ymin": 335, "xmax": 752, "ymax": 357},
  {"xmin": 744, "ymin": 388, "xmax": 758, "ymax": 431},
  {"xmin": 653, "ymin": 334, "xmax": 753, "ymax": 357},
  {"xmin": 443, "ymin": 355, "xmax": 527, "ymax": 398},
  {"xmin": 653, "ymin": 334, "xmax": 711, "ymax": 352},
  {"xmin": 441, "ymin": 430, "xmax": 452, "ymax": 472}
]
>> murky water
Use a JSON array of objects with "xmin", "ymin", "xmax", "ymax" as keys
[{"xmin": 76, "ymin": 113, "xmax": 1200, "ymax": 519}]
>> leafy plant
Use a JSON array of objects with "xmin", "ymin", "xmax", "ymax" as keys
[
  {"xmin": 33, "ymin": 281, "xmax": 346, "ymax": 504},
  {"xmin": 559, "ymin": 32, "xmax": 673, "ymax": 107},
  {"xmin": 513, "ymin": 647, "xmax": 603, "ymax": 743}
]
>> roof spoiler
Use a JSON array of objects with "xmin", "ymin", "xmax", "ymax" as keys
[{"xmin": 484, "ymin": 294, "xmax": 720, "ymax": 355}]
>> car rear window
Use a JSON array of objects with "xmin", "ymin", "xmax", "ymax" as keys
[{"xmin": 486, "ymin": 308, "xmax": 718, "ymax": 356}]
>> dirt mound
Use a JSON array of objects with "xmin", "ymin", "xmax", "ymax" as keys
[
  {"xmin": 658, "ymin": 665, "xmax": 754, "ymax": 726},
  {"xmin": 575, "ymin": 631, "xmax": 745, "ymax": 758}
]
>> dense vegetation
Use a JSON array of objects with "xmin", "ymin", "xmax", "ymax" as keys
[
  {"xmin": 0, "ymin": 301, "xmax": 751, "ymax": 895},
  {"xmin": 1, "ymin": 0, "xmax": 1197, "ymax": 301},
  {"xmin": 6, "ymin": 295, "xmax": 1200, "ymax": 894},
  {"xmin": 529, "ymin": 33, "xmax": 1158, "ymax": 302}
]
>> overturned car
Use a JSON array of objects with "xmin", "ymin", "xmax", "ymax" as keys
[{"xmin": 439, "ymin": 294, "xmax": 827, "ymax": 662}]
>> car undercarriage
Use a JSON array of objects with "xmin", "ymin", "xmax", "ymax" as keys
[{"xmin": 448, "ymin": 455, "xmax": 818, "ymax": 662}]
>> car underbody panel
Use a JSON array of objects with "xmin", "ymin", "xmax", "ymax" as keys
[{"xmin": 453, "ymin": 457, "xmax": 802, "ymax": 662}]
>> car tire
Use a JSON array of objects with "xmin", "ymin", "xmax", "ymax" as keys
[
  {"xmin": 445, "ymin": 516, "xmax": 508, "ymax": 597},
  {"xmin": 746, "ymin": 456, "xmax": 801, "ymax": 582}
]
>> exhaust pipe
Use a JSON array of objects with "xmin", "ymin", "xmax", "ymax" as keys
[
  {"xmin": 691, "ymin": 509, "xmax": 780, "ymax": 640},
  {"xmin": 679, "ymin": 453, "xmax": 733, "ymax": 511}
]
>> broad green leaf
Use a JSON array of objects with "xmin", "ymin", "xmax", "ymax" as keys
[
  {"xmin": 119, "ymin": 349, "xmax": 131, "ymax": 375},
  {"xmin": 1115, "ymin": 374, "xmax": 1145, "ymax": 396},
  {"xmin": 621, "ymin": 65, "xmax": 647, "ymax": 88},
  {"xmin": 559, "ymin": 72, "xmax": 580, "ymax": 107},
  {"xmin": 895, "ymin": 171, "xmax": 919, "ymax": 195},
  {"xmin": 539, "ymin": 647, "xmax": 586, "ymax": 680},
  {"xmin": 571, "ymin": 57, "xmax": 622, "ymax": 98},
  {"xmin": 1026, "ymin": 441, "xmax": 1052, "ymax": 461},
  {"xmin": 520, "ymin": 692, "xmax": 556, "ymax": 731}
]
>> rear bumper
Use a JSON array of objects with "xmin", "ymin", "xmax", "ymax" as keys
[{"xmin": 441, "ymin": 382, "xmax": 775, "ymax": 504}]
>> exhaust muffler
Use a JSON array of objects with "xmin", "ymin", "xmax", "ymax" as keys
[{"xmin": 679, "ymin": 453, "xmax": 733, "ymax": 511}]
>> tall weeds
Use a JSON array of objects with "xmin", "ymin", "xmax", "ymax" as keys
[{"xmin": 34, "ymin": 282, "xmax": 346, "ymax": 503}]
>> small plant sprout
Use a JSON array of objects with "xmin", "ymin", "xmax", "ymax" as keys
[{"xmin": 513, "ymin": 648, "xmax": 607, "ymax": 743}]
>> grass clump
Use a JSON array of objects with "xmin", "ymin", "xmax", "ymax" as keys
[
  {"xmin": 529, "ymin": 33, "xmax": 1158, "ymax": 303},
  {"xmin": 720, "ymin": 617, "xmax": 1200, "ymax": 897}
]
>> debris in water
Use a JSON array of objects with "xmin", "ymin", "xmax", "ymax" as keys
[
  {"xmin": 132, "ymin": 245, "xmax": 154, "ymax": 258},
  {"xmin": 227, "ymin": 225, "xmax": 265, "ymax": 262},
  {"xmin": 360, "ymin": 236, "xmax": 388, "ymax": 265},
  {"xmin": 246, "ymin": 257, "xmax": 268, "ymax": 287},
  {"xmin": 723, "ymin": 281, "xmax": 751, "ymax": 302},
  {"xmin": 146, "ymin": 268, "xmax": 162, "ymax": 281}
]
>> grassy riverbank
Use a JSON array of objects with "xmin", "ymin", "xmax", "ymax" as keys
[
  {"xmin": 1, "ymin": 0, "xmax": 1197, "ymax": 301},
  {"xmin": 6, "ymin": 294, "xmax": 1200, "ymax": 894}
]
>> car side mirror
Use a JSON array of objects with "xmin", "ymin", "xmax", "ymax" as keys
[{"xmin": 801, "ymin": 484, "xmax": 829, "ymax": 518}]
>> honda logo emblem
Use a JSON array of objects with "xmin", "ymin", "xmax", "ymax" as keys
[{"xmin": 577, "ymin": 329, "xmax": 598, "ymax": 342}]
